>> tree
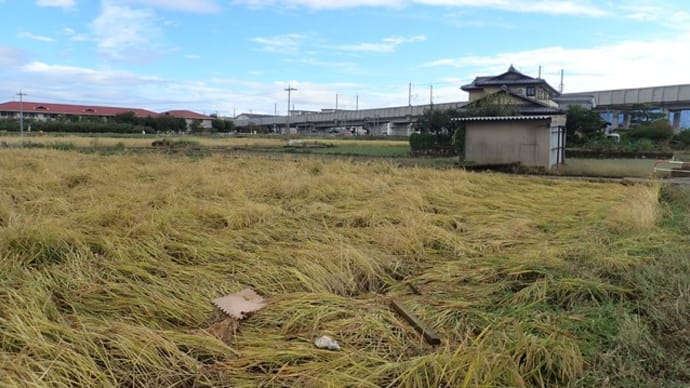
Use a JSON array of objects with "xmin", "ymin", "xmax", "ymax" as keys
[
  {"xmin": 629, "ymin": 104, "xmax": 665, "ymax": 126},
  {"xmin": 464, "ymin": 92, "xmax": 520, "ymax": 117},
  {"xmin": 565, "ymin": 105, "xmax": 607, "ymax": 145},
  {"xmin": 212, "ymin": 118, "xmax": 235, "ymax": 133},
  {"xmin": 112, "ymin": 111, "xmax": 138, "ymax": 124},
  {"xmin": 628, "ymin": 119, "xmax": 674, "ymax": 143},
  {"xmin": 415, "ymin": 108, "xmax": 461, "ymax": 135}
]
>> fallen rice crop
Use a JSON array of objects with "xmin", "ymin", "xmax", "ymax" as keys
[{"xmin": 0, "ymin": 148, "xmax": 688, "ymax": 387}]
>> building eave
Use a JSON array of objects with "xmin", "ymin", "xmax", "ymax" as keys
[{"xmin": 452, "ymin": 115, "xmax": 555, "ymax": 122}]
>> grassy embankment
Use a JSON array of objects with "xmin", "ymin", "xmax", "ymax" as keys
[
  {"xmin": 0, "ymin": 149, "xmax": 688, "ymax": 386},
  {"xmin": 557, "ymin": 158, "xmax": 664, "ymax": 178}
]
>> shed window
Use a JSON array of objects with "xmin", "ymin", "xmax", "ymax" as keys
[{"xmin": 526, "ymin": 87, "xmax": 536, "ymax": 97}]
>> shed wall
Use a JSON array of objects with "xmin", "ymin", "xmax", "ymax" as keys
[{"xmin": 464, "ymin": 119, "xmax": 552, "ymax": 168}]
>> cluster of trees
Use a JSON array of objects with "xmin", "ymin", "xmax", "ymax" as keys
[
  {"xmin": 111, "ymin": 112, "xmax": 187, "ymax": 132},
  {"xmin": 211, "ymin": 117, "xmax": 235, "ymax": 132},
  {"xmin": 0, "ymin": 111, "xmax": 236, "ymax": 134},
  {"xmin": 568, "ymin": 104, "xmax": 685, "ymax": 150},
  {"xmin": 564, "ymin": 105, "xmax": 607, "ymax": 145}
]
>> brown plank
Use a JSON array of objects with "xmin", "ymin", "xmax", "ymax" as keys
[
  {"xmin": 406, "ymin": 282, "xmax": 422, "ymax": 295},
  {"xmin": 390, "ymin": 299, "xmax": 441, "ymax": 346}
]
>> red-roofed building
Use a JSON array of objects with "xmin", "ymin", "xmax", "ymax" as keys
[
  {"xmin": 0, "ymin": 101, "xmax": 158, "ymax": 122},
  {"xmin": 162, "ymin": 110, "xmax": 213, "ymax": 130},
  {"xmin": 0, "ymin": 101, "xmax": 216, "ymax": 132}
]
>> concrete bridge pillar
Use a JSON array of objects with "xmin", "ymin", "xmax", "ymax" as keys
[
  {"xmin": 623, "ymin": 112, "xmax": 632, "ymax": 129},
  {"xmin": 610, "ymin": 111, "xmax": 620, "ymax": 129},
  {"xmin": 671, "ymin": 110, "xmax": 682, "ymax": 130}
]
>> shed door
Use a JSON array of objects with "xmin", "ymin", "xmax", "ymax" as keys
[{"xmin": 549, "ymin": 126, "xmax": 565, "ymax": 168}]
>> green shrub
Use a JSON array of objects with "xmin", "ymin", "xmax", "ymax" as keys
[
  {"xmin": 671, "ymin": 130, "xmax": 690, "ymax": 149},
  {"xmin": 151, "ymin": 138, "xmax": 200, "ymax": 148},
  {"xmin": 30, "ymin": 121, "xmax": 139, "ymax": 134},
  {"xmin": 628, "ymin": 120, "xmax": 674, "ymax": 142},
  {"xmin": 409, "ymin": 133, "xmax": 452, "ymax": 151}
]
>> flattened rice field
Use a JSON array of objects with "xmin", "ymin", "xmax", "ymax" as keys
[{"xmin": 0, "ymin": 149, "xmax": 688, "ymax": 387}]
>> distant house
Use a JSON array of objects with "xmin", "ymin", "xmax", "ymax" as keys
[
  {"xmin": 0, "ymin": 101, "xmax": 158, "ymax": 122},
  {"xmin": 457, "ymin": 66, "xmax": 567, "ymax": 170},
  {"xmin": 162, "ymin": 110, "xmax": 213, "ymax": 131},
  {"xmin": 462, "ymin": 65, "xmax": 561, "ymax": 107}
]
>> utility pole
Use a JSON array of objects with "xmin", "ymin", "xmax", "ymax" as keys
[
  {"xmin": 356, "ymin": 95, "xmax": 359, "ymax": 111},
  {"xmin": 335, "ymin": 93, "xmax": 339, "ymax": 110},
  {"xmin": 17, "ymin": 91, "xmax": 27, "ymax": 136},
  {"xmin": 429, "ymin": 84, "xmax": 433, "ymax": 106},
  {"xmin": 559, "ymin": 69, "xmax": 564, "ymax": 93},
  {"xmin": 284, "ymin": 84, "xmax": 297, "ymax": 135},
  {"xmin": 408, "ymin": 82, "xmax": 412, "ymax": 106},
  {"xmin": 274, "ymin": 103, "xmax": 277, "ymax": 116}
]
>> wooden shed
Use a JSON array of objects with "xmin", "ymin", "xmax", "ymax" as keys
[{"xmin": 456, "ymin": 115, "xmax": 566, "ymax": 170}]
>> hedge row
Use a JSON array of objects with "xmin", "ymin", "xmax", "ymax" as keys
[
  {"xmin": 409, "ymin": 133, "xmax": 452, "ymax": 150},
  {"xmin": 0, "ymin": 120, "xmax": 143, "ymax": 133}
]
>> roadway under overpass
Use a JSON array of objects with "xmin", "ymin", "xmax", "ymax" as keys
[{"xmin": 561, "ymin": 84, "xmax": 690, "ymax": 129}]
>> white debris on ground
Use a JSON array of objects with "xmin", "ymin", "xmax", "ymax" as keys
[
  {"xmin": 212, "ymin": 288, "xmax": 267, "ymax": 320},
  {"xmin": 313, "ymin": 335, "xmax": 341, "ymax": 351}
]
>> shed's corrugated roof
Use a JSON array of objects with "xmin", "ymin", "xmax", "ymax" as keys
[{"xmin": 452, "ymin": 115, "xmax": 554, "ymax": 121}]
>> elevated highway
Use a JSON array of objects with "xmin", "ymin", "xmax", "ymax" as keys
[
  {"xmin": 233, "ymin": 101, "xmax": 467, "ymax": 136},
  {"xmin": 234, "ymin": 83, "xmax": 690, "ymax": 134},
  {"xmin": 562, "ymin": 84, "xmax": 690, "ymax": 129}
]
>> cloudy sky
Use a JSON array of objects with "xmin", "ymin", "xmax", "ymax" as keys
[{"xmin": 1, "ymin": 0, "xmax": 689, "ymax": 116}]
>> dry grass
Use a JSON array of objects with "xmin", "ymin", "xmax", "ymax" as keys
[
  {"xmin": 0, "ymin": 149, "xmax": 687, "ymax": 387},
  {"xmin": 0, "ymin": 134, "xmax": 408, "ymax": 149},
  {"xmin": 557, "ymin": 158, "xmax": 661, "ymax": 178}
]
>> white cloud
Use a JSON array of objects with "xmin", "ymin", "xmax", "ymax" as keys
[
  {"xmin": 423, "ymin": 30, "xmax": 690, "ymax": 93},
  {"xmin": 22, "ymin": 61, "xmax": 164, "ymax": 85},
  {"xmin": 36, "ymin": 0, "xmax": 75, "ymax": 8},
  {"xmin": 18, "ymin": 32, "xmax": 56, "ymax": 42},
  {"xmin": 415, "ymin": 0, "xmax": 605, "ymax": 16},
  {"xmin": 234, "ymin": 0, "xmax": 404, "ymax": 10},
  {"xmin": 91, "ymin": 1, "xmax": 163, "ymax": 61},
  {"xmin": 63, "ymin": 27, "xmax": 89, "ymax": 41},
  {"xmin": 251, "ymin": 33, "xmax": 306, "ymax": 54},
  {"xmin": 336, "ymin": 35, "xmax": 426, "ymax": 53},
  {"xmin": 121, "ymin": 0, "xmax": 221, "ymax": 13},
  {"xmin": 232, "ymin": 0, "xmax": 606, "ymax": 15}
]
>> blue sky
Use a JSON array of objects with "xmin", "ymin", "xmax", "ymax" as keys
[{"xmin": 1, "ymin": 0, "xmax": 690, "ymax": 116}]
